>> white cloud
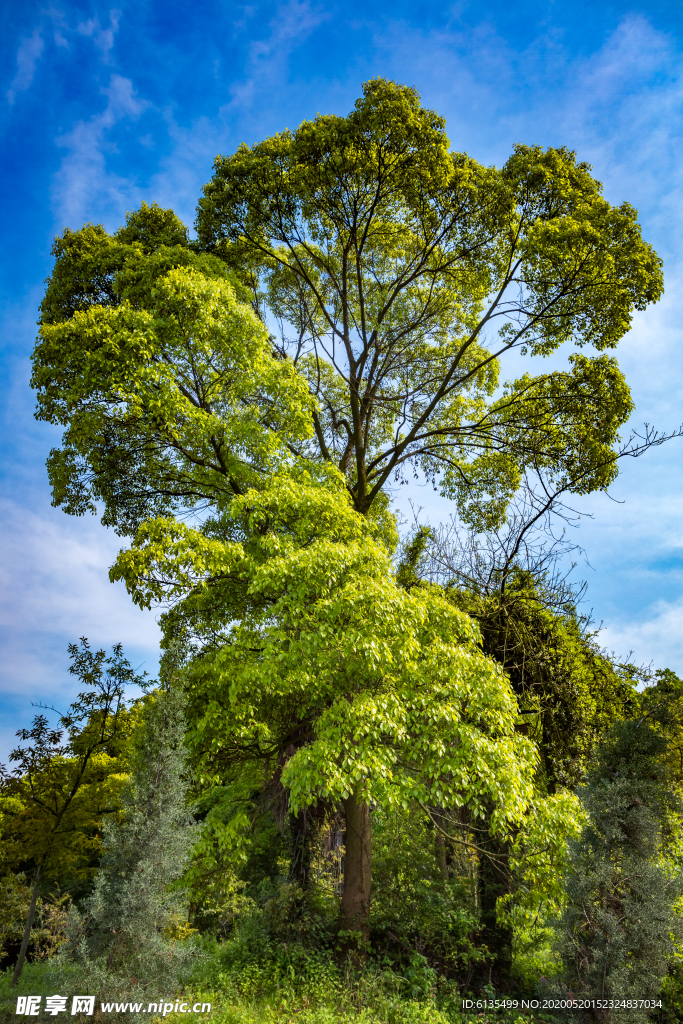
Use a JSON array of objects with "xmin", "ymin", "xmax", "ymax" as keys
[
  {"xmin": 52, "ymin": 75, "xmax": 151, "ymax": 228},
  {"xmin": 599, "ymin": 597, "xmax": 683, "ymax": 675},
  {"xmin": 0, "ymin": 289, "xmax": 159, "ymax": 765},
  {"xmin": 0, "ymin": 497, "xmax": 161, "ymax": 680},
  {"xmin": 6, "ymin": 28, "xmax": 44, "ymax": 105},
  {"xmin": 0, "ymin": 496, "xmax": 161, "ymax": 761}
]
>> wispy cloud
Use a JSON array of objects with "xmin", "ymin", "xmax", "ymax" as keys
[
  {"xmin": 122, "ymin": 1, "xmax": 332, "ymax": 230},
  {"xmin": 43, "ymin": 6, "xmax": 70, "ymax": 49},
  {"xmin": 228, "ymin": 0, "xmax": 330, "ymax": 113},
  {"xmin": 375, "ymin": 14, "xmax": 683, "ymax": 256},
  {"xmin": 52, "ymin": 75, "xmax": 151, "ymax": 228},
  {"xmin": 43, "ymin": 0, "xmax": 333, "ymax": 236},
  {"xmin": 77, "ymin": 8, "xmax": 121, "ymax": 61},
  {"xmin": 143, "ymin": 110, "xmax": 232, "ymax": 230},
  {"xmin": 6, "ymin": 28, "xmax": 44, "ymax": 105},
  {"xmin": 540, "ymin": 19, "xmax": 683, "ymax": 259}
]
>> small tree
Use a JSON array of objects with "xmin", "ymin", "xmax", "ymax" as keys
[
  {"xmin": 559, "ymin": 720, "xmax": 683, "ymax": 1021},
  {"xmin": 2, "ymin": 640, "xmax": 136, "ymax": 984},
  {"xmin": 57, "ymin": 659, "xmax": 200, "ymax": 1006}
]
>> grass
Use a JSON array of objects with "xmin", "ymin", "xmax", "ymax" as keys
[{"xmin": 0, "ymin": 931, "xmax": 545, "ymax": 1024}]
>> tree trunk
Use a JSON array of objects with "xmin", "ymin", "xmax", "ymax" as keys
[
  {"xmin": 436, "ymin": 832, "xmax": 449, "ymax": 882},
  {"xmin": 12, "ymin": 864, "xmax": 42, "ymax": 986},
  {"xmin": 472, "ymin": 835, "xmax": 513, "ymax": 994},
  {"xmin": 289, "ymin": 801, "xmax": 326, "ymax": 889},
  {"xmin": 339, "ymin": 784, "xmax": 372, "ymax": 942}
]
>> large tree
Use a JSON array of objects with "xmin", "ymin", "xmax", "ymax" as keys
[
  {"xmin": 32, "ymin": 81, "xmax": 664, "ymax": 940},
  {"xmin": 112, "ymin": 468, "xmax": 537, "ymax": 943}
]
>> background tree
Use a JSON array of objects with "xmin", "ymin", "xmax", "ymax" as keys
[
  {"xmin": 638, "ymin": 668, "xmax": 683, "ymax": 785},
  {"xmin": 56, "ymin": 656, "xmax": 200, "ymax": 1013},
  {"xmin": 394, "ymin": 505, "xmax": 642, "ymax": 991},
  {"xmin": 0, "ymin": 833, "xmax": 31, "ymax": 967},
  {"xmin": 1, "ymin": 640, "xmax": 138, "ymax": 984},
  {"xmin": 369, "ymin": 803, "xmax": 481, "ymax": 985},
  {"xmin": 559, "ymin": 720, "xmax": 683, "ymax": 1021},
  {"xmin": 460, "ymin": 593, "xmax": 638, "ymax": 993}
]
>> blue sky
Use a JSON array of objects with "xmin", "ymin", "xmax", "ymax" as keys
[{"xmin": 2, "ymin": 0, "xmax": 683, "ymax": 760}]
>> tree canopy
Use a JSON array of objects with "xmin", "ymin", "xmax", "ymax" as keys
[
  {"xmin": 33, "ymin": 82, "xmax": 662, "ymax": 539},
  {"xmin": 33, "ymin": 207, "xmax": 314, "ymax": 536},
  {"xmin": 196, "ymin": 78, "xmax": 660, "ymax": 524}
]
